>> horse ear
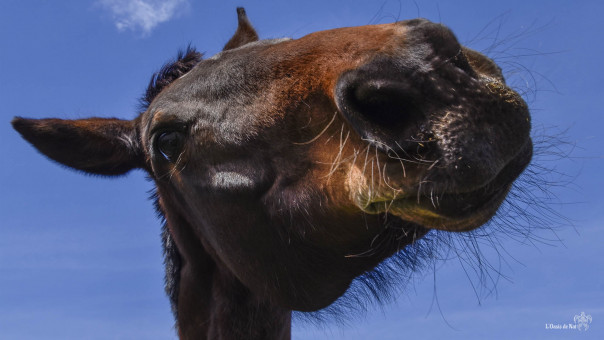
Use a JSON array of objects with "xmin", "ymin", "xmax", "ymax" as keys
[
  {"xmin": 223, "ymin": 7, "xmax": 259, "ymax": 51},
  {"xmin": 11, "ymin": 117, "xmax": 145, "ymax": 176}
]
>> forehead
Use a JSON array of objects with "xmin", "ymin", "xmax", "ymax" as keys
[
  {"xmin": 144, "ymin": 40, "xmax": 285, "ymax": 130},
  {"xmin": 143, "ymin": 22, "xmax": 408, "ymax": 134}
]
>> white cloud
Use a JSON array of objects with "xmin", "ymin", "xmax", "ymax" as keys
[{"xmin": 98, "ymin": 0, "xmax": 189, "ymax": 35}]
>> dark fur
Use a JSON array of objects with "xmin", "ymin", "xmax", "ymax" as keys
[
  {"xmin": 11, "ymin": 117, "xmax": 144, "ymax": 175},
  {"xmin": 141, "ymin": 46, "xmax": 203, "ymax": 111}
]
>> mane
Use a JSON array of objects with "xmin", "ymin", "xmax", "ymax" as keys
[{"xmin": 140, "ymin": 45, "xmax": 203, "ymax": 111}]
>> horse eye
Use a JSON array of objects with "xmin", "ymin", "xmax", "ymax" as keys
[{"xmin": 156, "ymin": 131, "xmax": 184, "ymax": 162}]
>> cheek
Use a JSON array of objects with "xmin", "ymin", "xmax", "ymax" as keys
[{"xmin": 176, "ymin": 184, "xmax": 270, "ymax": 263}]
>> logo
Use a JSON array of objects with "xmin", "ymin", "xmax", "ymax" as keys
[
  {"xmin": 545, "ymin": 312, "xmax": 592, "ymax": 332},
  {"xmin": 574, "ymin": 312, "xmax": 593, "ymax": 331}
]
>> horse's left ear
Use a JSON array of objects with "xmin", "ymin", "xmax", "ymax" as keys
[
  {"xmin": 11, "ymin": 117, "xmax": 145, "ymax": 176},
  {"xmin": 223, "ymin": 7, "xmax": 259, "ymax": 51}
]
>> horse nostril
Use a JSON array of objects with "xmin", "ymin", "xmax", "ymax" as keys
[
  {"xmin": 334, "ymin": 20, "xmax": 476, "ymax": 153},
  {"xmin": 336, "ymin": 68, "xmax": 427, "ymax": 151},
  {"xmin": 350, "ymin": 79, "xmax": 424, "ymax": 127},
  {"xmin": 450, "ymin": 50, "xmax": 476, "ymax": 76}
]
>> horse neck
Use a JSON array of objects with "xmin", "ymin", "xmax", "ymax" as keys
[
  {"xmin": 165, "ymin": 212, "xmax": 291, "ymax": 339},
  {"xmin": 211, "ymin": 265, "xmax": 292, "ymax": 339},
  {"xmin": 177, "ymin": 255, "xmax": 292, "ymax": 339}
]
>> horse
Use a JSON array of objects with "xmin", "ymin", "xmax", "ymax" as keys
[{"xmin": 12, "ymin": 7, "xmax": 532, "ymax": 340}]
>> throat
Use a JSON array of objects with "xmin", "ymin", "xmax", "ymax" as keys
[
  {"xmin": 177, "ymin": 259, "xmax": 292, "ymax": 340},
  {"xmin": 158, "ymin": 194, "xmax": 291, "ymax": 339}
]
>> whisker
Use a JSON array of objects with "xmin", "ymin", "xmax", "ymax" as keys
[
  {"xmin": 325, "ymin": 125, "xmax": 350, "ymax": 182},
  {"xmin": 293, "ymin": 111, "xmax": 338, "ymax": 145}
]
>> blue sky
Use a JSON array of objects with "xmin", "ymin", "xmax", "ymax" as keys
[{"xmin": 1, "ymin": 0, "xmax": 602, "ymax": 339}]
